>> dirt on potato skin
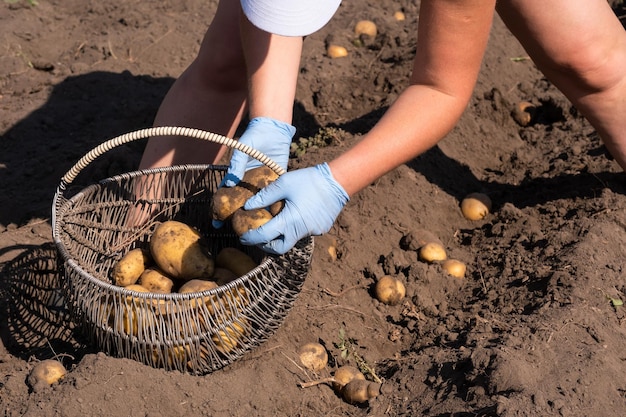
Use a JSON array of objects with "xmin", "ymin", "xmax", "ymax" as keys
[{"xmin": 1, "ymin": 1, "xmax": 626, "ymax": 417}]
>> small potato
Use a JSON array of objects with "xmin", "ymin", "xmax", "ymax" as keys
[
  {"xmin": 419, "ymin": 242, "xmax": 447, "ymax": 263},
  {"xmin": 342, "ymin": 379, "xmax": 381, "ymax": 404},
  {"xmin": 216, "ymin": 247, "xmax": 259, "ymax": 277},
  {"xmin": 461, "ymin": 193, "xmax": 492, "ymax": 221},
  {"xmin": 442, "ymin": 259, "xmax": 466, "ymax": 279},
  {"xmin": 111, "ymin": 248, "xmax": 152, "ymax": 287},
  {"xmin": 211, "ymin": 186, "xmax": 254, "ymax": 222},
  {"xmin": 333, "ymin": 365, "xmax": 365, "ymax": 391},
  {"xmin": 354, "ymin": 20, "xmax": 377, "ymax": 37},
  {"xmin": 231, "ymin": 208, "xmax": 273, "ymax": 237},
  {"xmin": 27, "ymin": 360, "xmax": 67, "ymax": 390},
  {"xmin": 374, "ymin": 275, "xmax": 406, "ymax": 306},
  {"xmin": 298, "ymin": 342, "xmax": 328, "ymax": 371},
  {"xmin": 512, "ymin": 101, "xmax": 536, "ymax": 126},
  {"xmin": 139, "ymin": 268, "xmax": 174, "ymax": 293},
  {"xmin": 394, "ymin": 11, "xmax": 405, "ymax": 21},
  {"xmin": 149, "ymin": 220, "xmax": 214, "ymax": 280},
  {"xmin": 327, "ymin": 44, "xmax": 348, "ymax": 58}
]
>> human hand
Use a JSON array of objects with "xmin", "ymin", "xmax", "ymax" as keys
[
  {"xmin": 223, "ymin": 116, "xmax": 296, "ymax": 187},
  {"xmin": 240, "ymin": 162, "xmax": 349, "ymax": 254}
]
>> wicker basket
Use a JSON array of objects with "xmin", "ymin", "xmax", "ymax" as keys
[{"xmin": 52, "ymin": 127, "xmax": 313, "ymax": 375}]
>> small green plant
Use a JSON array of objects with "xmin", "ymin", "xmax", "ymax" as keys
[
  {"xmin": 334, "ymin": 328, "xmax": 382, "ymax": 383},
  {"xmin": 5, "ymin": 0, "xmax": 38, "ymax": 5}
]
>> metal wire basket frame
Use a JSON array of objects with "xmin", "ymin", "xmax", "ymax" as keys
[{"xmin": 52, "ymin": 127, "xmax": 314, "ymax": 375}]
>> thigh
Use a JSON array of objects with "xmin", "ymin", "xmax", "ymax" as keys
[
  {"xmin": 496, "ymin": 0, "xmax": 626, "ymax": 81},
  {"xmin": 193, "ymin": 0, "xmax": 246, "ymax": 79}
]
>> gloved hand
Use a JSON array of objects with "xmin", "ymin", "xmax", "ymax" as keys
[
  {"xmin": 240, "ymin": 162, "xmax": 349, "ymax": 255},
  {"xmin": 223, "ymin": 116, "xmax": 296, "ymax": 187}
]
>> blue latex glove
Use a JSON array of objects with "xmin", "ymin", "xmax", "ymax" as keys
[
  {"xmin": 223, "ymin": 116, "xmax": 296, "ymax": 187},
  {"xmin": 240, "ymin": 162, "xmax": 349, "ymax": 255}
]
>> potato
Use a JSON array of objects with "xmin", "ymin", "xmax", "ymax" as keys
[
  {"xmin": 298, "ymin": 342, "xmax": 328, "ymax": 371},
  {"xmin": 27, "ymin": 359, "xmax": 67, "ymax": 390},
  {"xmin": 394, "ymin": 11, "xmax": 405, "ymax": 21},
  {"xmin": 400, "ymin": 229, "xmax": 442, "ymax": 251},
  {"xmin": 327, "ymin": 44, "xmax": 348, "ymax": 58},
  {"xmin": 419, "ymin": 242, "xmax": 447, "ymax": 263},
  {"xmin": 216, "ymin": 247, "xmax": 258, "ymax": 277},
  {"xmin": 151, "ymin": 344, "xmax": 192, "ymax": 370},
  {"xmin": 111, "ymin": 248, "xmax": 152, "ymax": 287},
  {"xmin": 512, "ymin": 101, "xmax": 536, "ymax": 126},
  {"xmin": 354, "ymin": 20, "xmax": 377, "ymax": 37},
  {"xmin": 374, "ymin": 275, "xmax": 406, "ymax": 306},
  {"xmin": 442, "ymin": 259, "xmax": 466, "ymax": 279},
  {"xmin": 342, "ymin": 379, "xmax": 381, "ymax": 404},
  {"xmin": 114, "ymin": 284, "xmax": 152, "ymax": 336},
  {"xmin": 179, "ymin": 278, "xmax": 218, "ymax": 294},
  {"xmin": 211, "ymin": 186, "xmax": 253, "ymax": 222},
  {"xmin": 212, "ymin": 318, "xmax": 249, "ymax": 354},
  {"xmin": 149, "ymin": 220, "xmax": 214, "ymax": 280},
  {"xmin": 139, "ymin": 268, "xmax": 174, "ymax": 293},
  {"xmin": 241, "ymin": 166, "xmax": 279, "ymax": 188},
  {"xmin": 179, "ymin": 278, "xmax": 218, "ymax": 308},
  {"xmin": 461, "ymin": 193, "xmax": 492, "ymax": 221},
  {"xmin": 231, "ymin": 208, "xmax": 273, "ymax": 237},
  {"xmin": 212, "ymin": 267, "xmax": 239, "ymax": 286},
  {"xmin": 333, "ymin": 365, "xmax": 366, "ymax": 391}
]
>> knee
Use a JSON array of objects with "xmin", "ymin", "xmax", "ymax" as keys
[
  {"xmin": 184, "ymin": 41, "xmax": 247, "ymax": 94},
  {"xmin": 544, "ymin": 36, "xmax": 626, "ymax": 94}
]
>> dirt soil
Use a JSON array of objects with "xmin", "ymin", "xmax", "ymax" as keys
[{"xmin": 1, "ymin": 1, "xmax": 626, "ymax": 416}]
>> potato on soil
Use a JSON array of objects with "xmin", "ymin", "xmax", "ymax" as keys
[
  {"xmin": 149, "ymin": 220, "xmax": 214, "ymax": 280},
  {"xmin": 342, "ymin": 379, "xmax": 381, "ymax": 404},
  {"xmin": 461, "ymin": 192, "xmax": 492, "ymax": 221},
  {"xmin": 111, "ymin": 248, "xmax": 153, "ymax": 287},
  {"xmin": 298, "ymin": 342, "xmax": 328, "ymax": 371},
  {"xmin": 27, "ymin": 359, "xmax": 67, "ymax": 390},
  {"xmin": 231, "ymin": 208, "xmax": 273, "ymax": 237},
  {"xmin": 512, "ymin": 101, "xmax": 536, "ymax": 126},
  {"xmin": 374, "ymin": 275, "xmax": 406, "ymax": 306},
  {"xmin": 332, "ymin": 365, "xmax": 366, "ymax": 391},
  {"xmin": 327, "ymin": 44, "xmax": 348, "ymax": 58},
  {"xmin": 419, "ymin": 242, "xmax": 447, "ymax": 263},
  {"xmin": 216, "ymin": 247, "xmax": 259, "ymax": 277},
  {"xmin": 354, "ymin": 20, "xmax": 377, "ymax": 37},
  {"xmin": 400, "ymin": 229, "xmax": 442, "ymax": 251},
  {"xmin": 442, "ymin": 259, "xmax": 466, "ymax": 279},
  {"xmin": 139, "ymin": 268, "xmax": 174, "ymax": 293}
]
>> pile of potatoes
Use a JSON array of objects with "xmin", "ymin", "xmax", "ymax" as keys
[
  {"xmin": 106, "ymin": 220, "xmax": 260, "ymax": 360},
  {"xmin": 298, "ymin": 342, "xmax": 381, "ymax": 405},
  {"xmin": 211, "ymin": 166, "xmax": 283, "ymax": 236}
]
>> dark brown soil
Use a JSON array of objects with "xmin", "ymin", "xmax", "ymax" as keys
[{"xmin": 1, "ymin": 1, "xmax": 625, "ymax": 416}]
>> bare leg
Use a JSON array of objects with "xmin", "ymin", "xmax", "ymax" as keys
[
  {"xmin": 139, "ymin": 0, "xmax": 248, "ymax": 169},
  {"xmin": 497, "ymin": 0, "xmax": 626, "ymax": 171}
]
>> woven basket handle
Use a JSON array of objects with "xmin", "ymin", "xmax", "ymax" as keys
[{"xmin": 59, "ymin": 126, "xmax": 285, "ymax": 189}]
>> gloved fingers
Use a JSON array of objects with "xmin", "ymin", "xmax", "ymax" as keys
[
  {"xmin": 224, "ymin": 150, "xmax": 250, "ymax": 187},
  {"xmin": 211, "ymin": 219, "xmax": 224, "ymax": 229},
  {"xmin": 240, "ymin": 214, "xmax": 285, "ymax": 246},
  {"xmin": 244, "ymin": 182, "xmax": 285, "ymax": 211}
]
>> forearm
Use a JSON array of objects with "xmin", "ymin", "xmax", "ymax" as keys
[
  {"xmin": 329, "ymin": 85, "xmax": 468, "ymax": 196},
  {"xmin": 240, "ymin": 13, "xmax": 302, "ymax": 124}
]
